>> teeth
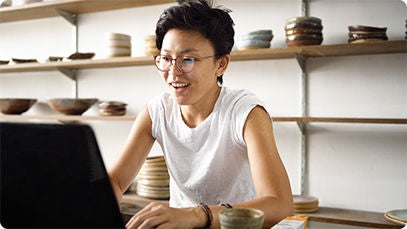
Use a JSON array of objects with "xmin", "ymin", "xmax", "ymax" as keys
[{"xmin": 171, "ymin": 82, "xmax": 189, "ymax": 88}]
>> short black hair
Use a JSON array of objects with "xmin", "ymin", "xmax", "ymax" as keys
[{"xmin": 155, "ymin": 0, "xmax": 235, "ymax": 85}]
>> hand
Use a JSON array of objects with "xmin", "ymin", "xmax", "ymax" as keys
[{"xmin": 126, "ymin": 202, "xmax": 206, "ymax": 229}]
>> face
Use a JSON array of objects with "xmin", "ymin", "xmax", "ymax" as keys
[{"xmin": 158, "ymin": 29, "xmax": 226, "ymax": 106}]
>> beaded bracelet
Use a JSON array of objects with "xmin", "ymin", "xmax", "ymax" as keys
[
  {"xmin": 198, "ymin": 203, "xmax": 213, "ymax": 229},
  {"xmin": 219, "ymin": 202, "xmax": 233, "ymax": 209}
]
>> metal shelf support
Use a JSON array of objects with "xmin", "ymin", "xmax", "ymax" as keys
[
  {"xmin": 56, "ymin": 9, "xmax": 78, "ymax": 98},
  {"xmin": 57, "ymin": 68, "xmax": 78, "ymax": 98},
  {"xmin": 298, "ymin": 0, "xmax": 310, "ymax": 196}
]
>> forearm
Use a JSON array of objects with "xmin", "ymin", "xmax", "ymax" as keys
[{"xmin": 205, "ymin": 196, "xmax": 293, "ymax": 229}]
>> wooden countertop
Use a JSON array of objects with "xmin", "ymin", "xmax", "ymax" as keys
[{"xmin": 122, "ymin": 193, "xmax": 404, "ymax": 228}]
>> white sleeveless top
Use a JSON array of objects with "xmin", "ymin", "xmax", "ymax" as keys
[{"xmin": 148, "ymin": 86, "xmax": 270, "ymax": 207}]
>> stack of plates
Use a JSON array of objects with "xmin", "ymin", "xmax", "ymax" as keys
[
  {"xmin": 105, "ymin": 32, "xmax": 132, "ymax": 57},
  {"xmin": 236, "ymin": 30, "xmax": 273, "ymax": 50},
  {"xmin": 293, "ymin": 195, "xmax": 319, "ymax": 213},
  {"xmin": 98, "ymin": 101, "xmax": 127, "ymax": 116},
  {"xmin": 348, "ymin": 25, "xmax": 388, "ymax": 44},
  {"xmin": 144, "ymin": 35, "xmax": 160, "ymax": 56},
  {"xmin": 136, "ymin": 156, "xmax": 170, "ymax": 200},
  {"xmin": 385, "ymin": 209, "xmax": 407, "ymax": 226},
  {"xmin": 285, "ymin": 16, "xmax": 323, "ymax": 47}
]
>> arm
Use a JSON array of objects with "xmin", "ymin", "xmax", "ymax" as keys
[
  {"xmin": 234, "ymin": 105, "xmax": 294, "ymax": 226},
  {"xmin": 108, "ymin": 105, "xmax": 156, "ymax": 202}
]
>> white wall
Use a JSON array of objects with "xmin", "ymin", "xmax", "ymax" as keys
[{"xmin": 1, "ymin": 0, "xmax": 406, "ymax": 213}]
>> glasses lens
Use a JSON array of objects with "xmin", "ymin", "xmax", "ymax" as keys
[
  {"xmin": 155, "ymin": 55, "xmax": 171, "ymax": 71},
  {"xmin": 178, "ymin": 57, "xmax": 195, "ymax": 73}
]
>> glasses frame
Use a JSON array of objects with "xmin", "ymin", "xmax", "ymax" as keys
[{"xmin": 153, "ymin": 54, "xmax": 216, "ymax": 73}]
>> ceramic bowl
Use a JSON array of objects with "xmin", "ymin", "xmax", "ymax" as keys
[
  {"xmin": 348, "ymin": 25, "xmax": 387, "ymax": 33},
  {"xmin": 0, "ymin": 60, "xmax": 9, "ymax": 65},
  {"xmin": 0, "ymin": 98, "xmax": 37, "ymax": 114},
  {"xmin": 286, "ymin": 16, "xmax": 322, "ymax": 25},
  {"xmin": 285, "ymin": 27, "xmax": 322, "ymax": 36},
  {"xmin": 286, "ymin": 34, "xmax": 323, "ymax": 47},
  {"xmin": 236, "ymin": 39, "xmax": 271, "ymax": 50},
  {"xmin": 47, "ymin": 98, "xmax": 98, "ymax": 115}
]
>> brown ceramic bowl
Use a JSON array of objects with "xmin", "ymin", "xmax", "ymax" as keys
[
  {"xmin": 47, "ymin": 98, "xmax": 98, "ymax": 115},
  {"xmin": 0, "ymin": 98, "xmax": 37, "ymax": 114},
  {"xmin": 348, "ymin": 25, "xmax": 387, "ymax": 33},
  {"xmin": 286, "ymin": 35, "xmax": 323, "ymax": 47}
]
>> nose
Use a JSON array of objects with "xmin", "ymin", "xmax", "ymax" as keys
[{"xmin": 169, "ymin": 59, "xmax": 183, "ymax": 75}]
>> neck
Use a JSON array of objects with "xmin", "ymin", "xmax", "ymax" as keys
[{"xmin": 180, "ymin": 86, "xmax": 221, "ymax": 128}]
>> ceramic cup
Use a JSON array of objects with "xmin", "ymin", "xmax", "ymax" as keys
[{"xmin": 219, "ymin": 208, "xmax": 264, "ymax": 229}]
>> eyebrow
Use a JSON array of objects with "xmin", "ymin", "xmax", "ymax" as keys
[{"xmin": 162, "ymin": 48, "xmax": 200, "ymax": 55}]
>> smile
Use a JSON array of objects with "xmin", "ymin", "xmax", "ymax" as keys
[{"xmin": 171, "ymin": 82, "xmax": 190, "ymax": 89}]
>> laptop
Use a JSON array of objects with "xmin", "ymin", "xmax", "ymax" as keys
[{"xmin": 0, "ymin": 122, "xmax": 125, "ymax": 228}]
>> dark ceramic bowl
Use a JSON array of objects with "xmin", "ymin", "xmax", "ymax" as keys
[
  {"xmin": 0, "ymin": 98, "xmax": 37, "ymax": 114},
  {"xmin": 286, "ymin": 34, "xmax": 323, "ymax": 47},
  {"xmin": 47, "ymin": 98, "xmax": 98, "ymax": 115},
  {"xmin": 348, "ymin": 25, "xmax": 387, "ymax": 32}
]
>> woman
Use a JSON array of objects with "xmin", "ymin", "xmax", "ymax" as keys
[{"xmin": 108, "ymin": 0, "xmax": 293, "ymax": 228}]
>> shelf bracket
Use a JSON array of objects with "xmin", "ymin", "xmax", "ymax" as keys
[
  {"xmin": 295, "ymin": 54, "xmax": 307, "ymax": 72},
  {"xmin": 296, "ymin": 121, "xmax": 306, "ymax": 135},
  {"xmin": 56, "ymin": 9, "xmax": 77, "ymax": 26},
  {"xmin": 56, "ymin": 9, "xmax": 78, "ymax": 53},
  {"xmin": 57, "ymin": 68, "xmax": 76, "ymax": 81},
  {"xmin": 57, "ymin": 68, "xmax": 78, "ymax": 98}
]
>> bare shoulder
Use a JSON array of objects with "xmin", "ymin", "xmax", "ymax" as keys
[{"xmin": 244, "ymin": 105, "xmax": 274, "ymax": 135}]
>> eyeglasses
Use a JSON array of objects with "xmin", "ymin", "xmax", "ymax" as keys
[{"xmin": 154, "ymin": 55, "xmax": 215, "ymax": 73}]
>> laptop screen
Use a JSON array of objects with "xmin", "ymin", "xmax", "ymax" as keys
[{"xmin": 0, "ymin": 122, "xmax": 124, "ymax": 228}]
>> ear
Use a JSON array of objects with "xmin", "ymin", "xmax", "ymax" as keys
[{"xmin": 216, "ymin": 55, "xmax": 230, "ymax": 76}]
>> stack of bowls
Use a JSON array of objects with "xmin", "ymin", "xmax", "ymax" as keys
[
  {"xmin": 104, "ymin": 32, "xmax": 132, "ymax": 58},
  {"xmin": 285, "ymin": 16, "xmax": 323, "ymax": 47},
  {"xmin": 144, "ymin": 35, "xmax": 160, "ymax": 56},
  {"xmin": 293, "ymin": 195, "xmax": 319, "ymax": 213},
  {"xmin": 136, "ymin": 156, "xmax": 170, "ymax": 200},
  {"xmin": 98, "ymin": 101, "xmax": 127, "ymax": 116},
  {"xmin": 348, "ymin": 25, "xmax": 388, "ymax": 44},
  {"xmin": 236, "ymin": 30, "xmax": 273, "ymax": 50}
]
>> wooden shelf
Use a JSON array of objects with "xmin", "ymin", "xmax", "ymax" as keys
[
  {"xmin": 1, "ymin": 114, "xmax": 406, "ymax": 124},
  {"xmin": 120, "ymin": 193, "xmax": 403, "ymax": 228},
  {"xmin": 231, "ymin": 40, "xmax": 407, "ymax": 61},
  {"xmin": 0, "ymin": 56, "xmax": 153, "ymax": 73},
  {"xmin": 1, "ymin": 40, "xmax": 405, "ymax": 74},
  {"xmin": 0, "ymin": 0, "xmax": 175, "ymax": 23},
  {"xmin": 303, "ymin": 207, "xmax": 404, "ymax": 228},
  {"xmin": 0, "ymin": 114, "xmax": 136, "ymax": 121},
  {"xmin": 273, "ymin": 117, "xmax": 407, "ymax": 125}
]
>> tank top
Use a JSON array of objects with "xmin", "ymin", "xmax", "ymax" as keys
[{"xmin": 148, "ymin": 86, "xmax": 270, "ymax": 207}]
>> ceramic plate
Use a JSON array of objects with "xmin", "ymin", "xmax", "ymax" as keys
[{"xmin": 386, "ymin": 209, "xmax": 407, "ymax": 223}]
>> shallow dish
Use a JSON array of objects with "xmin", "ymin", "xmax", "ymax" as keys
[
  {"xmin": 0, "ymin": 60, "xmax": 9, "ymax": 65},
  {"xmin": 47, "ymin": 98, "xmax": 98, "ymax": 115},
  {"xmin": 11, "ymin": 58, "xmax": 38, "ymax": 64},
  {"xmin": 348, "ymin": 25, "xmax": 387, "ymax": 32},
  {"xmin": 67, "ymin": 52, "xmax": 95, "ymax": 60},
  {"xmin": 0, "ymin": 98, "xmax": 37, "ymax": 114}
]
